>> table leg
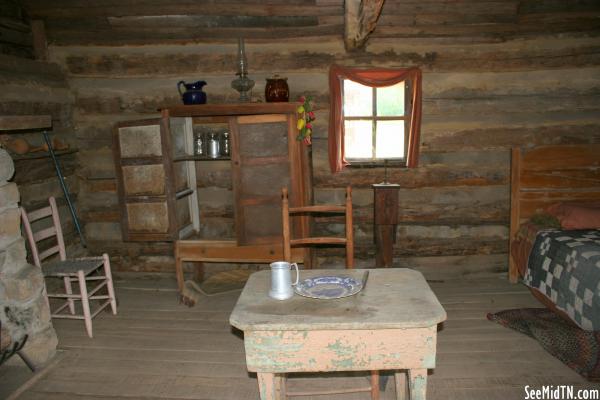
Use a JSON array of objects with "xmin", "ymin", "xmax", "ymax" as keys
[
  {"xmin": 370, "ymin": 370, "xmax": 380, "ymax": 400},
  {"xmin": 394, "ymin": 370, "xmax": 407, "ymax": 400},
  {"xmin": 175, "ymin": 255, "xmax": 184, "ymax": 293},
  {"xmin": 408, "ymin": 369, "xmax": 427, "ymax": 400},
  {"xmin": 275, "ymin": 374, "xmax": 286, "ymax": 399},
  {"xmin": 257, "ymin": 372, "xmax": 286, "ymax": 400}
]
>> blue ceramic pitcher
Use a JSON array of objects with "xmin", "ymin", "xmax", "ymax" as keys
[{"xmin": 177, "ymin": 80, "xmax": 207, "ymax": 105}]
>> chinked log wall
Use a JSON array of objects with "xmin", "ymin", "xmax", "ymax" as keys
[
  {"xmin": 30, "ymin": 0, "xmax": 600, "ymax": 278},
  {"xmin": 0, "ymin": 0, "xmax": 77, "ymax": 243}
]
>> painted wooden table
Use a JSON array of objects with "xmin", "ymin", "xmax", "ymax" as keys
[{"xmin": 229, "ymin": 268, "xmax": 446, "ymax": 400}]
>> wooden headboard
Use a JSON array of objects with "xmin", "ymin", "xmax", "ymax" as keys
[{"xmin": 509, "ymin": 144, "xmax": 600, "ymax": 282}]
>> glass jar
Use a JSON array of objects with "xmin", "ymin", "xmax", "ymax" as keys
[
  {"xmin": 207, "ymin": 133, "xmax": 220, "ymax": 159},
  {"xmin": 221, "ymin": 132, "xmax": 230, "ymax": 157},
  {"xmin": 195, "ymin": 133, "xmax": 204, "ymax": 156}
]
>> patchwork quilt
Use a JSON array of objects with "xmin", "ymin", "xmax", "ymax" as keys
[{"xmin": 525, "ymin": 229, "xmax": 600, "ymax": 331}]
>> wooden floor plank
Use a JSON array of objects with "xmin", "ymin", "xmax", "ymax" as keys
[
  {"xmin": 52, "ymin": 354, "xmax": 251, "ymax": 379},
  {"xmin": 6, "ymin": 275, "xmax": 597, "ymax": 400},
  {"xmin": 55, "ymin": 333, "xmax": 245, "ymax": 353},
  {"xmin": 437, "ymin": 350, "xmax": 559, "ymax": 365},
  {"xmin": 56, "ymin": 347, "xmax": 247, "ymax": 365},
  {"xmin": 52, "ymin": 318, "xmax": 233, "ymax": 333}
]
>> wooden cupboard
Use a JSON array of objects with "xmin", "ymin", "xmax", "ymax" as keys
[{"xmin": 113, "ymin": 104, "xmax": 312, "ymax": 289}]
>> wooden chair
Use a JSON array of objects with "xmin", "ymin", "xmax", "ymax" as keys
[
  {"xmin": 20, "ymin": 197, "xmax": 117, "ymax": 338},
  {"xmin": 282, "ymin": 186, "xmax": 354, "ymax": 268},
  {"xmin": 281, "ymin": 186, "xmax": 380, "ymax": 399}
]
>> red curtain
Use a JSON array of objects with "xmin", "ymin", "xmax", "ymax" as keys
[{"xmin": 328, "ymin": 64, "xmax": 422, "ymax": 173}]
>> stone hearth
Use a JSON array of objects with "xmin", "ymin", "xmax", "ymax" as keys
[{"xmin": 0, "ymin": 148, "xmax": 57, "ymax": 365}]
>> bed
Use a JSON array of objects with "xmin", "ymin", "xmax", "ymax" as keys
[{"xmin": 509, "ymin": 144, "xmax": 600, "ymax": 330}]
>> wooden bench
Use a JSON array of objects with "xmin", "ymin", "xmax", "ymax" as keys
[{"xmin": 174, "ymin": 239, "xmax": 304, "ymax": 293}]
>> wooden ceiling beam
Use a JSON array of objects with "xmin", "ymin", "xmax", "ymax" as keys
[{"xmin": 345, "ymin": 0, "xmax": 386, "ymax": 51}]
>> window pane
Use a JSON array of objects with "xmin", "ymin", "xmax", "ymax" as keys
[
  {"xmin": 376, "ymin": 82, "xmax": 405, "ymax": 116},
  {"xmin": 375, "ymin": 120, "xmax": 404, "ymax": 159},
  {"xmin": 343, "ymin": 80, "xmax": 372, "ymax": 117},
  {"xmin": 344, "ymin": 120, "xmax": 373, "ymax": 159}
]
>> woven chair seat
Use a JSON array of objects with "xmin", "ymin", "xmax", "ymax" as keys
[
  {"xmin": 44, "ymin": 257, "xmax": 104, "ymax": 277},
  {"xmin": 21, "ymin": 196, "xmax": 117, "ymax": 338}
]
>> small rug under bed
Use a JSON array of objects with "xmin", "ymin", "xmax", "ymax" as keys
[{"xmin": 487, "ymin": 308, "xmax": 600, "ymax": 381}]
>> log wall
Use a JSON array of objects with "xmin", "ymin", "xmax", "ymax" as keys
[
  {"xmin": 23, "ymin": 0, "xmax": 600, "ymax": 277},
  {"xmin": 0, "ymin": 0, "xmax": 32, "ymax": 58},
  {"xmin": 0, "ymin": 0, "xmax": 77, "ymax": 249}
]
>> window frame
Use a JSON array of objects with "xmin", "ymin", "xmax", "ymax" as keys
[
  {"xmin": 328, "ymin": 65, "xmax": 422, "ymax": 173},
  {"xmin": 342, "ymin": 78, "xmax": 412, "ymax": 166}
]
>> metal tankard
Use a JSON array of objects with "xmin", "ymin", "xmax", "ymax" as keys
[{"xmin": 269, "ymin": 261, "xmax": 299, "ymax": 300}]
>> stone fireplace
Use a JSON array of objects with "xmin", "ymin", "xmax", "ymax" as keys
[{"xmin": 0, "ymin": 147, "xmax": 57, "ymax": 366}]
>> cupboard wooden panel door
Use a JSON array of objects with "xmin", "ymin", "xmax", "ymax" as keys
[
  {"xmin": 113, "ymin": 117, "xmax": 199, "ymax": 241},
  {"xmin": 230, "ymin": 114, "xmax": 301, "ymax": 246},
  {"xmin": 168, "ymin": 116, "xmax": 200, "ymax": 239}
]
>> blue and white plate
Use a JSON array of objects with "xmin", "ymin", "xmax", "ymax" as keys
[{"xmin": 294, "ymin": 275, "xmax": 363, "ymax": 299}]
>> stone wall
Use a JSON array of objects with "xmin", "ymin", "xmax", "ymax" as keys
[
  {"xmin": 0, "ymin": 148, "xmax": 57, "ymax": 365},
  {"xmin": 0, "ymin": 0, "xmax": 74, "ymax": 364}
]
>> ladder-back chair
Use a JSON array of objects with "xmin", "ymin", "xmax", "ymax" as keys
[
  {"xmin": 20, "ymin": 197, "xmax": 117, "ymax": 338},
  {"xmin": 281, "ymin": 186, "xmax": 380, "ymax": 399},
  {"xmin": 282, "ymin": 186, "xmax": 354, "ymax": 268}
]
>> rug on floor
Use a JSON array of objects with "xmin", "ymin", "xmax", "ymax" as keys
[
  {"xmin": 181, "ymin": 269, "xmax": 255, "ymax": 306},
  {"xmin": 487, "ymin": 308, "xmax": 600, "ymax": 381}
]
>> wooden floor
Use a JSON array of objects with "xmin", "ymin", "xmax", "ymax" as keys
[{"xmin": 3, "ymin": 272, "xmax": 598, "ymax": 400}]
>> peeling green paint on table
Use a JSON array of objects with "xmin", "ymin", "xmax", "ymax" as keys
[{"xmin": 229, "ymin": 268, "xmax": 446, "ymax": 400}]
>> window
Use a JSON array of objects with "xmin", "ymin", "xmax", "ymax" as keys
[
  {"xmin": 328, "ymin": 65, "xmax": 422, "ymax": 173},
  {"xmin": 343, "ymin": 79, "xmax": 408, "ymax": 161}
]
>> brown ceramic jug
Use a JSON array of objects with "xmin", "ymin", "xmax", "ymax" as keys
[{"xmin": 265, "ymin": 75, "xmax": 289, "ymax": 102}]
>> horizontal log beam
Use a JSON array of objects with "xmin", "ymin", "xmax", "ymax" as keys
[
  {"xmin": 46, "ymin": 24, "xmax": 344, "ymax": 45},
  {"xmin": 0, "ymin": 101, "xmax": 72, "ymax": 128},
  {"xmin": 85, "ymin": 239, "xmax": 174, "ymax": 258},
  {"xmin": 518, "ymin": 0, "xmax": 600, "ymax": 14},
  {"xmin": 0, "ymin": 16, "xmax": 30, "ymax": 33},
  {"xmin": 382, "ymin": 1, "xmax": 518, "ymax": 15},
  {"xmin": 371, "ymin": 18, "xmax": 600, "ymax": 38},
  {"xmin": 44, "ymin": 15, "xmax": 320, "ymax": 30},
  {"xmin": 59, "ymin": 41, "xmax": 600, "ymax": 76},
  {"xmin": 313, "ymin": 165, "xmax": 508, "ymax": 188},
  {"xmin": 423, "ymin": 123, "xmax": 600, "ymax": 151},
  {"xmin": 24, "ymin": 2, "xmax": 338, "ymax": 19},
  {"xmin": 377, "ymin": 11, "xmax": 518, "ymax": 26},
  {"xmin": 318, "ymin": 236, "xmax": 508, "ymax": 257},
  {"xmin": 80, "ymin": 209, "xmax": 120, "ymax": 223},
  {"xmin": 12, "ymin": 151, "xmax": 76, "ymax": 185},
  {"xmin": 0, "ymin": 54, "xmax": 68, "ymax": 86}
]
